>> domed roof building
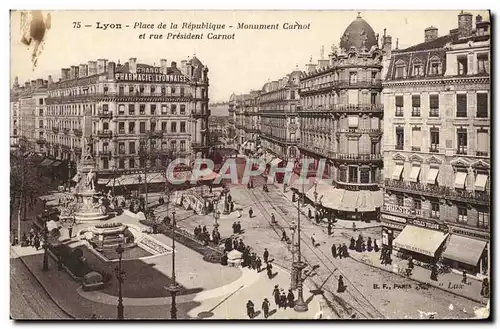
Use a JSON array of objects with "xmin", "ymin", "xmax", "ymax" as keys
[{"xmin": 340, "ymin": 13, "xmax": 378, "ymax": 51}]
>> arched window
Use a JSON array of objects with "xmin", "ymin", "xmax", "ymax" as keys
[
  {"xmin": 412, "ymin": 58, "xmax": 424, "ymax": 77},
  {"xmin": 428, "ymin": 56, "xmax": 442, "ymax": 75},
  {"xmin": 395, "ymin": 60, "xmax": 407, "ymax": 78}
]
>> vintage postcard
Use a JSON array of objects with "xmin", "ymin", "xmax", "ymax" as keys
[{"xmin": 9, "ymin": 9, "xmax": 491, "ymax": 320}]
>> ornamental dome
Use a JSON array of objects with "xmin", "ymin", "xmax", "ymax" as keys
[{"xmin": 339, "ymin": 13, "xmax": 378, "ymax": 51}]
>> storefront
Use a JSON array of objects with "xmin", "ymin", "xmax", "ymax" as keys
[
  {"xmin": 442, "ymin": 226, "xmax": 489, "ymax": 276},
  {"xmin": 381, "ymin": 213, "xmax": 407, "ymax": 249}
]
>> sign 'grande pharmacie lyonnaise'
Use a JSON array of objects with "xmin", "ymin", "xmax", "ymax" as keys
[{"xmin": 114, "ymin": 66, "xmax": 189, "ymax": 83}]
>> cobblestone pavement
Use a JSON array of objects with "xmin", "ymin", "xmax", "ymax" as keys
[{"xmin": 154, "ymin": 174, "xmax": 487, "ymax": 319}]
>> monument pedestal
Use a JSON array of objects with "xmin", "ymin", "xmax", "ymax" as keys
[{"xmin": 74, "ymin": 158, "xmax": 108, "ymax": 222}]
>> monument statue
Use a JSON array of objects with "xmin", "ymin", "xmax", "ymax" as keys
[
  {"xmin": 84, "ymin": 135, "xmax": 94, "ymax": 160},
  {"xmin": 86, "ymin": 169, "xmax": 96, "ymax": 191}
]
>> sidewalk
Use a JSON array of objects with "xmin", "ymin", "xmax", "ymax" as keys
[{"xmin": 349, "ymin": 249, "xmax": 488, "ymax": 305}]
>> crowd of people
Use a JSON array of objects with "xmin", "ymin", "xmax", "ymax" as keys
[
  {"xmin": 246, "ymin": 283, "xmax": 296, "ymax": 319},
  {"xmin": 193, "ymin": 225, "xmax": 221, "ymax": 246}
]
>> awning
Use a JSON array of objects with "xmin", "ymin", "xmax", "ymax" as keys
[
  {"xmin": 106, "ymin": 173, "xmax": 165, "ymax": 187},
  {"xmin": 393, "ymin": 225, "xmax": 448, "ymax": 257},
  {"xmin": 454, "ymin": 172, "xmax": 467, "ymax": 189},
  {"xmin": 270, "ymin": 158, "xmax": 283, "ymax": 167},
  {"xmin": 40, "ymin": 158, "xmax": 54, "ymax": 167},
  {"xmin": 339, "ymin": 190, "xmax": 359, "ymax": 212},
  {"xmin": 408, "ymin": 166, "xmax": 421, "ymax": 183},
  {"xmin": 98, "ymin": 178, "xmax": 110, "ymax": 185},
  {"xmin": 475, "ymin": 174, "xmax": 489, "ymax": 191},
  {"xmin": 392, "ymin": 165, "xmax": 404, "ymax": 180},
  {"xmin": 322, "ymin": 188, "xmax": 345, "ymax": 210},
  {"xmin": 442, "ymin": 235, "xmax": 487, "ymax": 266},
  {"xmin": 426, "ymin": 168, "xmax": 439, "ymax": 185}
]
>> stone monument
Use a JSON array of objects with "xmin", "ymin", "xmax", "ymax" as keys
[{"xmin": 73, "ymin": 109, "xmax": 108, "ymax": 222}]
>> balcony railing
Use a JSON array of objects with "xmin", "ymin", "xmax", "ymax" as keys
[
  {"xmin": 383, "ymin": 203, "xmax": 424, "ymax": 217},
  {"xmin": 52, "ymin": 127, "xmax": 59, "ymax": 134},
  {"xmin": 99, "ymin": 151, "xmax": 111, "ymax": 157},
  {"xmin": 337, "ymin": 78, "xmax": 383, "ymax": 89},
  {"xmin": 384, "ymin": 179, "xmax": 490, "ymax": 205},
  {"xmin": 148, "ymin": 130, "xmax": 164, "ymax": 139},
  {"xmin": 97, "ymin": 111, "xmax": 113, "ymax": 119},
  {"xmin": 192, "ymin": 110, "xmax": 210, "ymax": 117},
  {"xmin": 73, "ymin": 129, "xmax": 82, "ymax": 137},
  {"xmin": 332, "ymin": 104, "xmax": 383, "ymax": 113},
  {"xmin": 97, "ymin": 130, "xmax": 113, "ymax": 138},
  {"xmin": 299, "ymin": 81, "xmax": 336, "ymax": 95},
  {"xmin": 36, "ymin": 138, "xmax": 46, "ymax": 144},
  {"xmin": 331, "ymin": 153, "xmax": 382, "ymax": 161},
  {"xmin": 336, "ymin": 128, "xmax": 382, "ymax": 136},
  {"xmin": 62, "ymin": 128, "xmax": 70, "ymax": 134}
]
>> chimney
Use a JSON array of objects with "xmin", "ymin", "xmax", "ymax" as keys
[
  {"xmin": 31, "ymin": 80, "xmax": 36, "ymax": 87},
  {"xmin": 129, "ymin": 58, "xmax": 137, "ymax": 73},
  {"xmin": 79, "ymin": 64, "xmax": 88, "ymax": 77},
  {"xmin": 74, "ymin": 66, "xmax": 79, "ymax": 79},
  {"xmin": 107, "ymin": 61, "xmax": 116, "ymax": 79},
  {"xmin": 24, "ymin": 81, "xmax": 30, "ymax": 88},
  {"xmin": 160, "ymin": 58, "xmax": 167, "ymax": 73},
  {"xmin": 88, "ymin": 61, "xmax": 97, "ymax": 75},
  {"xmin": 383, "ymin": 35, "xmax": 392, "ymax": 57},
  {"xmin": 13, "ymin": 76, "xmax": 19, "ymax": 88},
  {"xmin": 69, "ymin": 66, "xmax": 77, "ymax": 80},
  {"xmin": 476, "ymin": 15, "xmax": 483, "ymax": 23},
  {"xmin": 171, "ymin": 61, "xmax": 177, "ymax": 69},
  {"xmin": 97, "ymin": 59, "xmax": 107, "ymax": 74},
  {"xmin": 458, "ymin": 11, "xmax": 473, "ymax": 38},
  {"xmin": 36, "ymin": 78, "xmax": 43, "ymax": 87},
  {"xmin": 425, "ymin": 26, "xmax": 438, "ymax": 42},
  {"xmin": 306, "ymin": 63, "xmax": 317, "ymax": 73},
  {"xmin": 48, "ymin": 75, "xmax": 53, "ymax": 87}
]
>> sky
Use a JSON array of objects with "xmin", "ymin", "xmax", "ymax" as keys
[{"xmin": 10, "ymin": 10, "xmax": 489, "ymax": 103}]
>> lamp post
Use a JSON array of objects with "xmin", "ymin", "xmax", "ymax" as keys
[
  {"xmin": 168, "ymin": 211, "xmax": 182, "ymax": 319},
  {"xmin": 293, "ymin": 185, "xmax": 308, "ymax": 312},
  {"xmin": 289, "ymin": 220, "xmax": 298, "ymax": 290},
  {"xmin": 115, "ymin": 244, "xmax": 125, "ymax": 320},
  {"xmin": 42, "ymin": 219, "xmax": 49, "ymax": 271}
]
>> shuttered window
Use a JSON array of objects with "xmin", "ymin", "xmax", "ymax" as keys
[
  {"xmin": 395, "ymin": 96, "xmax": 404, "ymax": 107},
  {"xmin": 456, "ymin": 94, "xmax": 467, "ymax": 117},
  {"xmin": 477, "ymin": 93, "xmax": 488, "ymax": 118},
  {"xmin": 412, "ymin": 127, "xmax": 422, "ymax": 151},
  {"xmin": 412, "ymin": 95, "xmax": 421, "ymax": 107},
  {"xmin": 476, "ymin": 130, "xmax": 489, "ymax": 156}
]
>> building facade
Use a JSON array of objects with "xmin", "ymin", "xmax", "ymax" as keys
[
  {"xmin": 241, "ymin": 90, "xmax": 261, "ymax": 154},
  {"xmin": 297, "ymin": 14, "xmax": 388, "ymax": 221},
  {"xmin": 259, "ymin": 70, "xmax": 301, "ymax": 161},
  {"xmin": 382, "ymin": 12, "xmax": 490, "ymax": 275},
  {"xmin": 10, "ymin": 78, "xmax": 22, "ymax": 149},
  {"xmin": 38, "ymin": 56, "xmax": 210, "ymax": 180}
]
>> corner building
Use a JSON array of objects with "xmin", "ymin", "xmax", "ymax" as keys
[
  {"xmin": 297, "ymin": 14, "xmax": 389, "ymax": 221},
  {"xmin": 45, "ymin": 57, "xmax": 210, "ymax": 181},
  {"xmin": 382, "ymin": 12, "xmax": 490, "ymax": 276}
]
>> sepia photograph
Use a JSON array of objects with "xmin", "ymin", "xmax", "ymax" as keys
[{"xmin": 8, "ymin": 9, "xmax": 491, "ymax": 320}]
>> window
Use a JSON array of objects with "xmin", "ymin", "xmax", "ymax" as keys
[
  {"xmin": 429, "ymin": 95, "xmax": 439, "ymax": 117},
  {"xmin": 118, "ymin": 158, "xmax": 125, "ymax": 169},
  {"xmin": 371, "ymin": 167, "xmax": 377, "ymax": 183},
  {"xmin": 371, "ymin": 71, "xmax": 377, "ymax": 82},
  {"xmin": 171, "ymin": 87, "xmax": 176, "ymax": 94},
  {"xmin": 103, "ymin": 122, "xmax": 109, "ymax": 131},
  {"xmin": 161, "ymin": 122, "xmax": 167, "ymax": 131},
  {"xmin": 161, "ymin": 87, "xmax": 166, "ymax": 95},
  {"xmin": 150, "ymin": 122, "xmax": 156, "ymax": 132},
  {"xmin": 338, "ymin": 167, "xmax": 347, "ymax": 182},
  {"xmin": 180, "ymin": 104, "xmax": 186, "ymax": 115},
  {"xmin": 478, "ymin": 210, "xmax": 489, "ymax": 229},
  {"xmin": 457, "ymin": 56, "xmax": 468, "ymax": 75},
  {"xmin": 360, "ymin": 168, "xmax": 370, "ymax": 183},
  {"xmin": 371, "ymin": 141, "xmax": 378, "ymax": 155},
  {"xmin": 150, "ymin": 86, "xmax": 155, "ymax": 94},
  {"xmin": 39, "ymin": 120, "xmax": 43, "ymax": 128},
  {"xmin": 171, "ymin": 104, "xmax": 177, "ymax": 115},
  {"xmin": 412, "ymin": 63, "xmax": 423, "ymax": 76},
  {"xmin": 139, "ymin": 104, "xmax": 145, "ymax": 115},
  {"xmin": 395, "ymin": 64, "xmax": 405, "ymax": 78},
  {"xmin": 429, "ymin": 61, "xmax": 441, "ymax": 75},
  {"xmin": 348, "ymin": 167, "xmax": 358, "ymax": 183},
  {"xmin": 171, "ymin": 122, "xmax": 177, "ymax": 133},
  {"xmin": 457, "ymin": 128, "xmax": 467, "ymax": 154},
  {"xmin": 349, "ymin": 72, "xmax": 357, "ymax": 85},
  {"xmin": 370, "ymin": 93, "xmax": 377, "ymax": 105},
  {"xmin": 118, "ymin": 105, "xmax": 125, "ymax": 115},
  {"xmin": 414, "ymin": 199, "xmax": 422, "ymax": 210},
  {"xmin": 395, "ymin": 96, "xmax": 404, "ymax": 117},
  {"xmin": 290, "ymin": 90, "xmax": 295, "ymax": 99},
  {"xmin": 118, "ymin": 142, "xmax": 125, "ymax": 154},
  {"xmin": 150, "ymin": 140, "xmax": 156, "ymax": 150},
  {"xmin": 129, "ymin": 142, "xmax": 135, "ymax": 154},
  {"xmin": 396, "ymin": 195, "xmax": 404, "ymax": 207},
  {"xmin": 411, "ymin": 95, "xmax": 421, "ymax": 116},
  {"xmin": 396, "ymin": 127, "xmax": 404, "ymax": 150},
  {"xmin": 118, "ymin": 122, "xmax": 125, "ymax": 134},
  {"xmin": 138, "ymin": 87, "xmax": 144, "ymax": 94},
  {"xmin": 180, "ymin": 140, "xmax": 186, "ymax": 152},
  {"xmin": 430, "ymin": 202, "xmax": 440, "ymax": 219},
  {"xmin": 430, "ymin": 128, "xmax": 439, "ymax": 152},
  {"xmin": 119, "ymin": 86, "xmax": 124, "ymax": 96},
  {"xmin": 161, "ymin": 105, "xmax": 168, "ymax": 114},
  {"xmin": 102, "ymin": 104, "xmax": 109, "ymax": 114},
  {"xmin": 180, "ymin": 121, "xmax": 186, "ymax": 133},
  {"xmin": 150, "ymin": 104, "xmax": 156, "ymax": 115},
  {"xmin": 128, "ymin": 104, "xmax": 135, "ymax": 115},
  {"xmin": 139, "ymin": 122, "xmax": 146, "ymax": 133},
  {"xmin": 139, "ymin": 158, "xmax": 145, "ymax": 168},
  {"xmin": 128, "ymin": 122, "xmax": 135, "ymax": 134},
  {"xmin": 129, "ymin": 158, "xmax": 135, "ymax": 169},
  {"xmin": 103, "ymin": 158, "xmax": 109, "ymax": 169},
  {"xmin": 128, "ymin": 86, "xmax": 134, "ymax": 94},
  {"xmin": 456, "ymin": 94, "xmax": 467, "ymax": 117},
  {"xmin": 411, "ymin": 127, "xmax": 421, "ymax": 151},
  {"xmin": 476, "ymin": 129, "xmax": 489, "ymax": 157},
  {"xmin": 180, "ymin": 87, "xmax": 185, "ymax": 97},
  {"xmin": 39, "ymin": 109, "xmax": 43, "ymax": 116},
  {"xmin": 170, "ymin": 140, "xmax": 177, "ymax": 151},
  {"xmin": 457, "ymin": 206, "xmax": 467, "ymax": 223},
  {"xmin": 477, "ymin": 54, "xmax": 489, "ymax": 74},
  {"xmin": 476, "ymin": 93, "xmax": 488, "ymax": 118},
  {"xmin": 39, "ymin": 98, "xmax": 44, "ymax": 105}
]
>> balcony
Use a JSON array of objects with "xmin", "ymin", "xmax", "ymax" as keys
[
  {"xmin": 99, "ymin": 151, "xmax": 112, "ymax": 158},
  {"xmin": 191, "ymin": 142, "xmax": 208, "ymax": 149},
  {"xmin": 333, "ymin": 180, "xmax": 380, "ymax": 191},
  {"xmin": 97, "ymin": 130, "xmax": 113, "ymax": 138},
  {"xmin": 332, "ymin": 104, "xmax": 383, "ymax": 113},
  {"xmin": 297, "ymin": 106, "xmax": 333, "ymax": 115},
  {"xmin": 336, "ymin": 128, "xmax": 382, "ymax": 137},
  {"xmin": 73, "ymin": 128, "xmax": 82, "ymax": 137},
  {"xmin": 192, "ymin": 110, "xmax": 210, "ymax": 118},
  {"xmin": 36, "ymin": 138, "xmax": 46, "ymax": 144},
  {"xmin": 331, "ymin": 153, "xmax": 383, "ymax": 163},
  {"xmin": 336, "ymin": 78, "xmax": 383, "ymax": 89},
  {"xmin": 298, "ymin": 143, "xmax": 332, "ymax": 158},
  {"xmin": 384, "ymin": 179, "xmax": 490, "ymax": 206},
  {"xmin": 147, "ymin": 130, "xmax": 164, "ymax": 139},
  {"xmin": 299, "ymin": 81, "xmax": 336, "ymax": 95},
  {"xmin": 62, "ymin": 128, "xmax": 70, "ymax": 134},
  {"xmin": 382, "ymin": 203, "xmax": 424, "ymax": 217},
  {"xmin": 97, "ymin": 111, "xmax": 113, "ymax": 119},
  {"xmin": 52, "ymin": 127, "xmax": 59, "ymax": 134}
]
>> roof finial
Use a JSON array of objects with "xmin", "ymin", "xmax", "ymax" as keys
[{"xmin": 357, "ymin": 12, "xmax": 362, "ymax": 18}]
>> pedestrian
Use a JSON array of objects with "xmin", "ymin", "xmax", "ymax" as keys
[
  {"xmin": 262, "ymin": 298, "xmax": 270, "ymax": 319},
  {"xmin": 251, "ymin": 253, "xmax": 257, "ymax": 270},
  {"xmin": 331, "ymin": 244, "xmax": 337, "ymax": 259},
  {"xmin": 266, "ymin": 262, "xmax": 273, "ymax": 279},
  {"xmin": 311, "ymin": 233, "xmax": 316, "ymax": 247},
  {"xmin": 315, "ymin": 212, "xmax": 320, "ymax": 224},
  {"xmin": 21, "ymin": 233, "xmax": 28, "ymax": 247},
  {"xmin": 408, "ymin": 256, "xmax": 414, "ymax": 270},
  {"xmin": 339, "ymin": 244, "xmax": 344, "ymax": 259},
  {"xmin": 367, "ymin": 237, "xmax": 373, "ymax": 252},
  {"xmin": 280, "ymin": 290, "xmax": 287, "ymax": 309},
  {"xmin": 337, "ymin": 275, "xmax": 346, "ymax": 293},
  {"xmin": 225, "ymin": 238, "xmax": 233, "ymax": 252},
  {"xmin": 271, "ymin": 213, "xmax": 276, "ymax": 224},
  {"xmin": 481, "ymin": 278, "xmax": 489, "ymax": 298},
  {"xmin": 68, "ymin": 224, "xmax": 73, "ymax": 239},
  {"xmin": 352, "ymin": 222, "xmax": 357, "ymax": 231},
  {"xmin": 232, "ymin": 221, "xmax": 237, "ymax": 234},
  {"xmin": 33, "ymin": 235, "xmax": 41, "ymax": 250},
  {"xmin": 263, "ymin": 248, "xmax": 269, "ymax": 263},
  {"xmin": 308, "ymin": 208, "xmax": 312, "ymax": 219},
  {"xmin": 342, "ymin": 243, "xmax": 349, "ymax": 258},
  {"xmin": 230, "ymin": 201, "xmax": 234, "ymax": 212},
  {"xmin": 246, "ymin": 300, "xmax": 255, "ymax": 319},
  {"xmin": 281, "ymin": 229, "xmax": 288, "ymax": 242},
  {"xmin": 237, "ymin": 209, "xmax": 242, "ymax": 218},
  {"xmin": 349, "ymin": 237, "xmax": 356, "ymax": 250},
  {"xmin": 236, "ymin": 221, "xmax": 242, "ymax": 233},
  {"xmin": 238, "ymin": 239, "xmax": 245, "ymax": 252},
  {"xmin": 462, "ymin": 270, "xmax": 467, "ymax": 284},
  {"xmin": 233, "ymin": 239, "xmax": 239, "ymax": 250},
  {"xmin": 249, "ymin": 207, "xmax": 253, "ymax": 218},
  {"xmin": 373, "ymin": 239, "xmax": 380, "ymax": 252},
  {"xmin": 430, "ymin": 264, "xmax": 438, "ymax": 281},
  {"xmin": 327, "ymin": 221, "xmax": 332, "ymax": 236},
  {"xmin": 203, "ymin": 225, "xmax": 207, "ymax": 234},
  {"xmin": 273, "ymin": 285, "xmax": 280, "ymax": 306},
  {"xmin": 287, "ymin": 289, "xmax": 295, "ymax": 308}
]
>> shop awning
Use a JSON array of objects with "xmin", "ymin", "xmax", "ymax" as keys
[
  {"xmin": 392, "ymin": 165, "xmax": 404, "ymax": 180},
  {"xmin": 339, "ymin": 190, "xmax": 359, "ymax": 212},
  {"xmin": 106, "ymin": 173, "xmax": 166, "ymax": 187},
  {"xmin": 322, "ymin": 188, "xmax": 345, "ymax": 210},
  {"xmin": 40, "ymin": 158, "xmax": 54, "ymax": 167},
  {"xmin": 442, "ymin": 235, "xmax": 487, "ymax": 266},
  {"xmin": 408, "ymin": 166, "xmax": 421, "ymax": 183},
  {"xmin": 454, "ymin": 172, "xmax": 467, "ymax": 189},
  {"xmin": 474, "ymin": 174, "xmax": 489, "ymax": 191},
  {"xmin": 426, "ymin": 168, "xmax": 439, "ymax": 185},
  {"xmin": 270, "ymin": 158, "xmax": 283, "ymax": 167},
  {"xmin": 393, "ymin": 225, "xmax": 448, "ymax": 257}
]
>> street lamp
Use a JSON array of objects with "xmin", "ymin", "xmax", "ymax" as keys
[
  {"xmin": 293, "ymin": 186, "xmax": 308, "ymax": 312},
  {"xmin": 167, "ymin": 211, "xmax": 182, "ymax": 319},
  {"xmin": 289, "ymin": 220, "xmax": 298, "ymax": 290},
  {"xmin": 115, "ymin": 244, "xmax": 125, "ymax": 320},
  {"xmin": 42, "ymin": 219, "xmax": 49, "ymax": 271}
]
